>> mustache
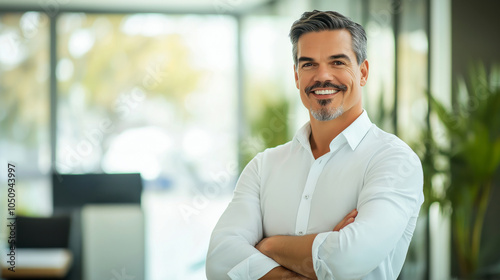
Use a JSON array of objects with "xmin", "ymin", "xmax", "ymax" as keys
[{"xmin": 305, "ymin": 81, "xmax": 347, "ymax": 94}]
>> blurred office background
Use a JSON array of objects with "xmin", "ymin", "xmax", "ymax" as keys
[{"xmin": 0, "ymin": 0, "xmax": 499, "ymax": 279}]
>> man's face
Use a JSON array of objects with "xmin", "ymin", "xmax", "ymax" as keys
[{"xmin": 294, "ymin": 30, "xmax": 368, "ymax": 122}]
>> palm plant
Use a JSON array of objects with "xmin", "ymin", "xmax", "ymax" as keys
[{"xmin": 430, "ymin": 64, "xmax": 500, "ymax": 277}]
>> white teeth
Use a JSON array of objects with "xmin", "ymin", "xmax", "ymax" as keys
[{"xmin": 314, "ymin": 89, "xmax": 338, "ymax": 95}]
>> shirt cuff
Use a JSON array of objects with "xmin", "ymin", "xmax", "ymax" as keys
[
  {"xmin": 227, "ymin": 252, "xmax": 280, "ymax": 280},
  {"xmin": 312, "ymin": 232, "xmax": 335, "ymax": 280}
]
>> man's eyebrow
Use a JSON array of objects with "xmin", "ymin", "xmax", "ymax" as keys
[
  {"xmin": 298, "ymin": 57, "xmax": 314, "ymax": 63},
  {"xmin": 298, "ymin": 54, "xmax": 352, "ymax": 63},
  {"xmin": 329, "ymin": 54, "xmax": 351, "ymax": 62}
]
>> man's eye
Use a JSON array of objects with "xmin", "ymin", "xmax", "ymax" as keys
[
  {"xmin": 333, "ymin": 61, "xmax": 345, "ymax": 66},
  {"xmin": 302, "ymin": 63, "xmax": 313, "ymax": 68}
]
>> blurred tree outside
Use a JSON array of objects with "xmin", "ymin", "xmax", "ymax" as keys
[
  {"xmin": 56, "ymin": 14, "xmax": 208, "ymax": 173},
  {"xmin": 58, "ymin": 14, "xmax": 203, "ymax": 113},
  {"xmin": 0, "ymin": 13, "xmax": 49, "ymax": 146}
]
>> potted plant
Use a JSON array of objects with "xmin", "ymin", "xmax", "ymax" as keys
[{"xmin": 429, "ymin": 64, "xmax": 500, "ymax": 278}]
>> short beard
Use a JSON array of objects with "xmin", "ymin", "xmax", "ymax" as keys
[{"xmin": 310, "ymin": 99, "xmax": 345, "ymax": 121}]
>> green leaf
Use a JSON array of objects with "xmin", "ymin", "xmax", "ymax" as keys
[{"xmin": 429, "ymin": 94, "xmax": 465, "ymax": 137}]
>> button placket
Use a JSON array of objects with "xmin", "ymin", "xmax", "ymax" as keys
[{"xmin": 294, "ymin": 158, "xmax": 327, "ymax": 236}]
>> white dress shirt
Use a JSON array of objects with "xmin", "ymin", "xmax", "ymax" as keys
[{"xmin": 206, "ymin": 111, "xmax": 424, "ymax": 280}]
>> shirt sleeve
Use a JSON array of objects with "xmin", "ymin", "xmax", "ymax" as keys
[
  {"xmin": 312, "ymin": 143, "xmax": 424, "ymax": 280},
  {"xmin": 206, "ymin": 153, "xmax": 280, "ymax": 280}
]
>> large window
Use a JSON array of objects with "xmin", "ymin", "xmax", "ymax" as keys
[
  {"xmin": 396, "ymin": 0, "xmax": 428, "ymax": 143},
  {"xmin": 1, "ymin": 11, "xmax": 239, "ymax": 279},
  {"xmin": 56, "ymin": 13, "xmax": 237, "ymax": 178},
  {"xmin": 364, "ymin": 0, "xmax": 396, "ymax": 133},
  {"xmin": 0, "ymin": 12, "xmax": 51, "ymax": 217},
  {"xmin": 55, "ymin": 13, "xmax": 238, "ymax": 279}
]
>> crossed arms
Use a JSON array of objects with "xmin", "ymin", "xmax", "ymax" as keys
[
  {"xmin": 256, "ymin": 209, "xmax": 358, "ymax": 279},
  {"xmin": 206, "ymin": 146, "xmax": 423, "ymax": 280}
]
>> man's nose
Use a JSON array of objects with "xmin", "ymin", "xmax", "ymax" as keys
[{"xmin": 314, "ymin": 64, "xmax": 332, "ymax": 82}]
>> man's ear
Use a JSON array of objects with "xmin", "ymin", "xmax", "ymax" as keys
[
  {"xmin": 360, "ymin": 59, "xmax": 369, "ymax": 86},
  {"xmin": 294, "ymin": 64, "xmax": 299, "ymax": 89}
]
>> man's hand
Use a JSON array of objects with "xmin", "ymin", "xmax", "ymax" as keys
[{"xmin": 333, "ymin": 209, "xmax": 357, "ymax": 231}]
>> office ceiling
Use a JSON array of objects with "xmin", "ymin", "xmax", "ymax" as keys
[{"xmin": 0, "ymin": 0, "xmax": 273, "ymax": 14}]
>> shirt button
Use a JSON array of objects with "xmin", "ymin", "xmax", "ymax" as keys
[
  {"xmin": 304, "ymin": 195, "xmax": 310, "ymax": 200},
  {"xmin": 298, "ymin": 231, "xmax": 304, "ymax": 235}
]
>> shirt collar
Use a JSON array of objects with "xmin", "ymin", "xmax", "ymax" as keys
[
  {"xmin": 295, "ymin": 121, "xmax": 313, "ymax": 152},
  {"xmin": 341, "ymin": 110, "xmax": 372, "ymax": 150},
  {"xmin": 294, "ymin": 110, "xmax": 373, "ymax": 152}
]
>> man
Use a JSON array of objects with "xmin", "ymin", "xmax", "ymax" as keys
[{"xmin": 206, "ymin": 10, "xmax": 423, "ymax": 280}]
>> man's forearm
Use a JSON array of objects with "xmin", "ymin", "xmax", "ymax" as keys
[
  {"xmin": 256, "ymin": 209, "xmax": 357, "ymax": 278},
  {"xmin": 260, "ymin": 266, "xmax": 312, "ymax": 280},
  {"xmin": 257, "ymin": 234, "xmax": 318, "ymax": 279}
]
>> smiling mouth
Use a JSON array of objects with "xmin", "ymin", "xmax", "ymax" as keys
[
  {"xmin": 305, "ymin": 82, "xmax": 347, "ymax": 98},
  {"xmin": 312, "ymin": 89, "xmax": 340, "ymax": 95},
  {"xmin": 309, "ymin": 89, "xmax": 342, "ymax": 99}
]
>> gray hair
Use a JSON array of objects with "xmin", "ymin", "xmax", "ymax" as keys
[{"xmin": 289, "ymin": 10, "xmax": 367, "ymax": 66}]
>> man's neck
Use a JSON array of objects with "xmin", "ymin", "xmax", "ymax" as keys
[{"xmin": 309, "ymin": 107, "xmax": 363, "ymax": 159}]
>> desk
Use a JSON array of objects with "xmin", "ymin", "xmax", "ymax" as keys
[{"xmin": 1, "ymin": 248, "xmax": 72, "ymax": 278}]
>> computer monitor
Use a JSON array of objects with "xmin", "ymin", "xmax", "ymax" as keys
[{"xmin": 52, "ymin": 173, "xmax": 143, "ymax": 210}]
